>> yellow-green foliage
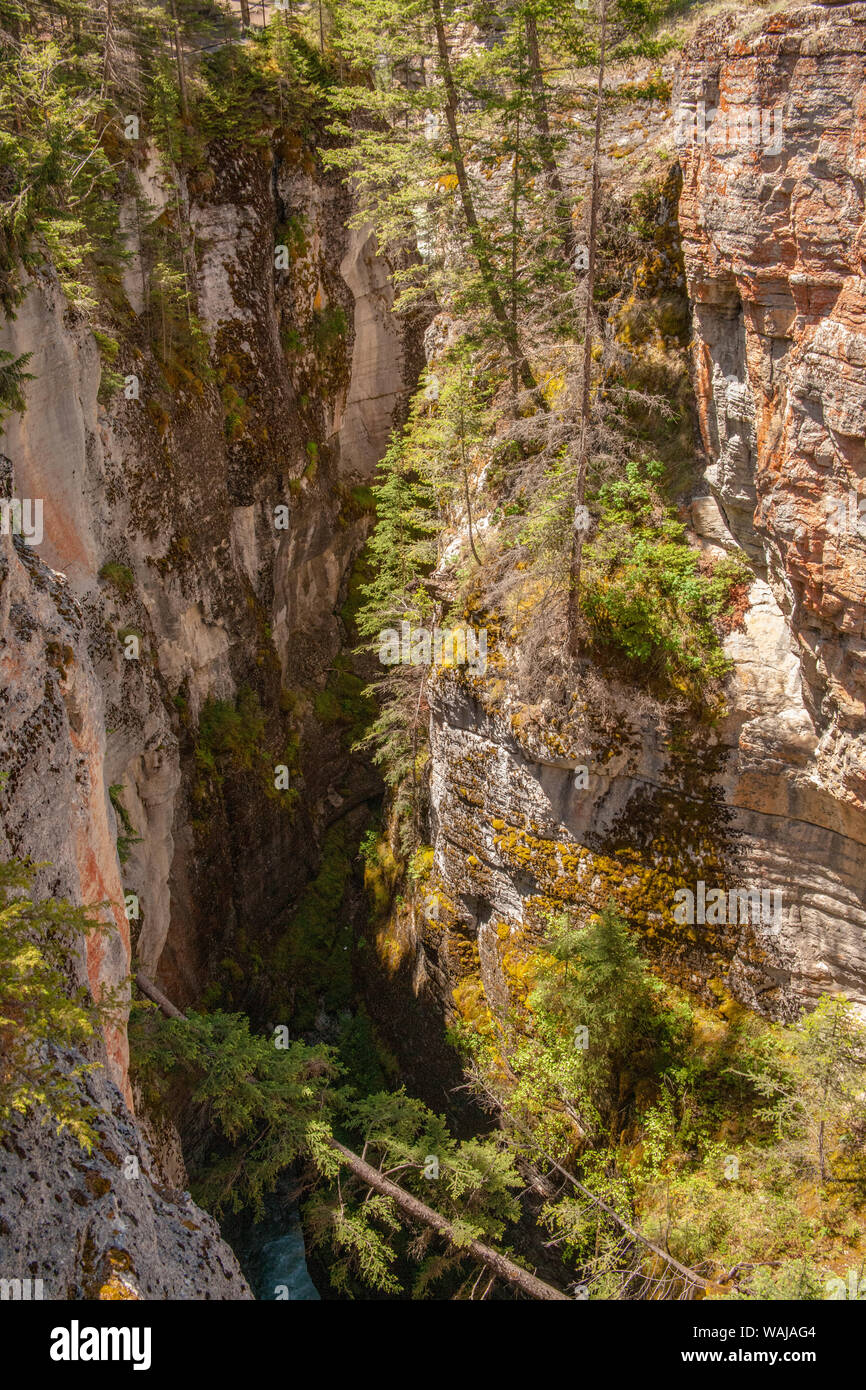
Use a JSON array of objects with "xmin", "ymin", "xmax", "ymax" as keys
[
  {"xmin": 579, "ymin": 459, "xmax": 750, "ymax": 698},
  {"xmin": 454, "ymin": 904, "xmax": 866, "ymax": 1298},
  {"xmin": 0, "ymin": 860, "xmax": 113, "ymax": 1150},
  {"xmin": 361, "ymin": 832, "xmax": 402, "ymax": 921},
  {"xmin": 193, "ymin": 685, "xmax": 299, "ymax": 810},
  {"xmin": 407, "ymin": 846, "xmax": 435, "ymax": 882}
]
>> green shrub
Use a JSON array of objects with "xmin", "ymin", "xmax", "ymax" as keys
[
  {"xmin": 97, "ymin": 366, "xmax": 125, "ymax": 404},
  {"xmin": 580, "ymin": 460, "xmax": 750, "ymax": 696},
  {"xmin": 108, "ymin": 784, "xmax": 141, "ymax": 865},
  {"xmin": 358, "ymin": 827, "xmax": 380, "ymax": 866},
  {"xmin": 311, "ymin": 305, "xmax": 347, "ymax": 353},
  {"xmin": 99, "ymin": 561, "xmax": 135, "ymax": 597},
  {"xmin": 92, "ymin": 330, "xmax": 119, "ymax": 361},
  {"xmin": 194, "ymin": 686, "xmax": 299, "ymax": 808},
  {"xmin": 197, "ymin": 686, "xmax": 265, "ymax": 767}
]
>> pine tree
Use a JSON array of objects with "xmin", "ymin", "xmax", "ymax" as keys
[
  {"xmin": 0, "ymin": 348, "xmax": 33, "ymax": 424},
  {"xmin": 355, "ymin": 415, "xmax": 440, "ymax": 646},
  {"xmin": 354, "ymin": 411, "xmax": 439, "ymax": 834}
]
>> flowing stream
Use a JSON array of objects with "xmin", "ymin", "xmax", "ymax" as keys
[{"xmin": 224, "ymin": 1192, "xmax": 320, "ymax": 1301}]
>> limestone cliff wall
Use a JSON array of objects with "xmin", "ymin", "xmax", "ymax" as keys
[
  {"xmin": 0, "ymin": 126, "xmax": 412, "ymax": 1295},
  {"xmin": 407, "ymin": 4, "xmax": 866, "ymax": 1042}
]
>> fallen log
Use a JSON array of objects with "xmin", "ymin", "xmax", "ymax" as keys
[
  {"xmin": 136, "ymin": 970, "xmax": 186, "ymax": 1021},
  {"xmin": 134, "ymin": 972, "xmax": 572, "ymax": 1302},
  {"xmin": 327, "ymin": 1137, "xmax": 569, "ymax": 1301}
]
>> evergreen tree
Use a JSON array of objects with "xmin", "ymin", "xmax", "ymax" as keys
[
  {"xmin": 0, "ymin": 860, "xmax": 115, "ymax": 1151},
  {"xmin": 0, "ymin": 348, "xmax": 33, "ymax": 425},
  {"xmin": 354, "ymin": 407, "xmax": 439, "ymax": 838},
  {"xmin": 739, "ymin": 995, "xmax": 866, "ymax": 1186}
]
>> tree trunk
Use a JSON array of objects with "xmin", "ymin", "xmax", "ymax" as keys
[
  {"xmin": 510, "ymin": 77, "xmax": 521, "ymax": 405},
  {"xmin": 169, "ymin": 0, "xmax": 190, "ymax": 124},
  {"xmin": 101, "ymin": 0, "xmax": 114, "ymax": 99},
  {"xmin": 524, "ymin": 9, "xmax": 575, "ymax": 263},
  {"xmin": 429, "ymin": 0, "xmax": 538, "ymax": 397},
  {"xmin": 327, "ymin": 1138, "xmax": 571, "ymax": 1300},
  {"xmin": 463, "ymin": 465, "xmax": 481, "ymax": 564},
  {"xmin": 136, "ymin": 971, "xmax": 186, "ymax": 1020},
  {"xmin": 240, "ymin": 0, "xmax": 252, "ymax": 29},
  {"xmin": 817, "ymin": 1006, "xmax": 840, "ymax": 1182},
  {"xmin": 459, "ymin": 363, "xmax": 481, "ymax": 563},
  {"xmin": 566, "ymin": 0, "xmax": 608, "ymax": 658}
]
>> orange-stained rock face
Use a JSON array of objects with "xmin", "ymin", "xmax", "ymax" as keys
[
  {"xmin": 676, "ymin": 1, "xmax": 866, "ymax": 794},
  {"xmin": 0, "ymin": 508, "xmax": 133, "ymax": 1106},
  {"xmin": 74, "ymin": 815, "xmax": 131, "ymax": 1104}
]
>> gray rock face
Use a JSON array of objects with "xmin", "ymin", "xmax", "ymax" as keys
[
  {"xmin": 0, "ymin": 480, "xmax": 132, "ymax": 1097},
  {"xmin": 0, "ymin": 1059, "xmax": 251, "ymax": 1300},
  {"xmin": 420, "ymin": 639, "xmax": 866, "ymax": 1029},
  {"xmin": 0, "ymin": 451, "xmax": 250, "ymax": 1296}
]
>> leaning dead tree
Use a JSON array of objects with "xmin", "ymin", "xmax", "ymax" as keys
[
  {"xmin": 135, "ymin": 972, "xmax": 572, "ymax": 1301},
  {"xmin": 467, "ymin": 1065, "xmax": 712, "ymax": 1300},
  {"xmin": 567, "ymin": 0, "xmax": 609, "ymax": 658}
]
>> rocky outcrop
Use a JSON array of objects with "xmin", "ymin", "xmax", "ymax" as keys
[
  {"xmin": 416, "ymin": 616, "xmax": 865, "ymax": 1032},
  {"xmin": 676, "ymin": 4, "xmax": 866, "ymax": 734},
  {"xmin": 0, "ymin": 1059, "xmax": 250, "ymax": 1300},
  {"xmin": 407, "ymin": 5, "xmax": 866, "ymax": 1035},
  {"xmin": 0, "ymin": 129, "xmax": 409, "ymax": 1009},
  {"xmin": 0, "ymin": 466, "xmax": 131, "ymax": 1099},
  {"xmin": 675, "ymin": 2, "xmax": 866, "ymax": 991}
]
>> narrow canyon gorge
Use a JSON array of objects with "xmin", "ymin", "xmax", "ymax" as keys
[{"xmin": 0, "ymin": 0, "xmax": 864, "ymax": 1318}]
